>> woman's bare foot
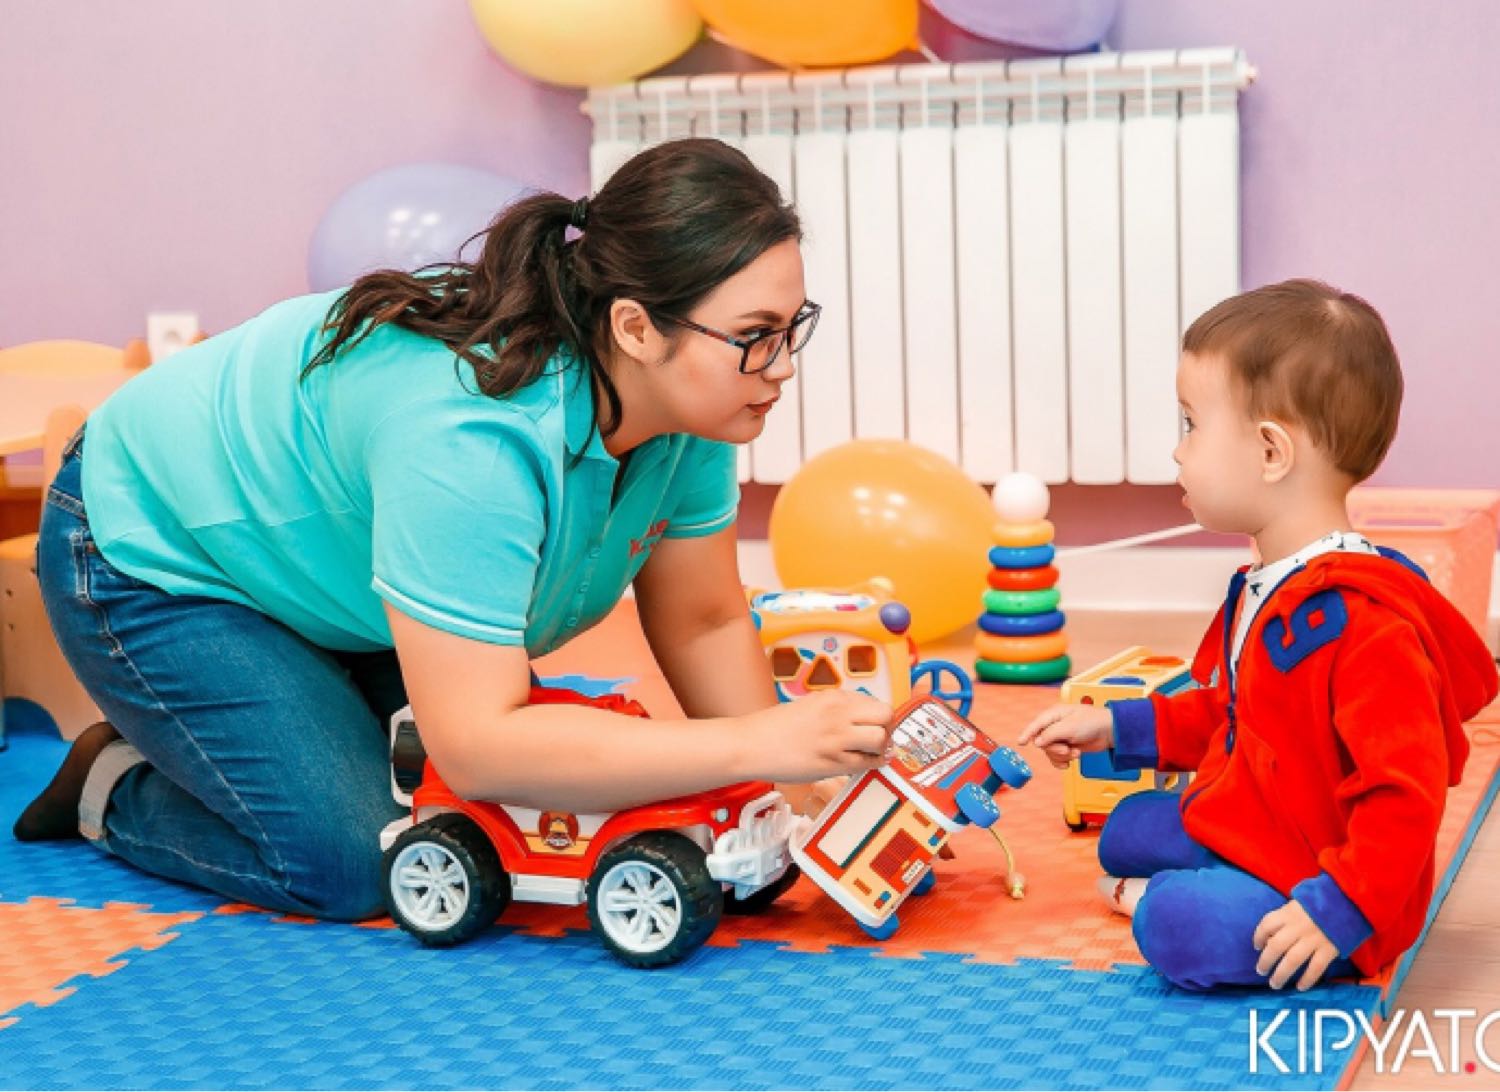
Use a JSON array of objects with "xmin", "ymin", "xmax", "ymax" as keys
[{"xmin": 12, "ymin": 722, "xmax": 121, "ymax": 841}]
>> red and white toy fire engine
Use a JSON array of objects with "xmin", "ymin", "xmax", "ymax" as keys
[
  {"xmin": 378, "ymin": 686, "xmax": 809, "ymax": 969},
  {"xmin": 789, "ymin": 695, "xmax": 1032, "ymax": 939}
]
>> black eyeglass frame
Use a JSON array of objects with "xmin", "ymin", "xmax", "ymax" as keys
[{"xmin": 658, "ymin": 301, "xmax": 822, "ymax": 374}]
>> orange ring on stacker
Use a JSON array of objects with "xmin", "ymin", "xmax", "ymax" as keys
[
  {"xmin": 974, "ymin": 630, "xmax": 1069, "ymax": 663},
  {"xmin": 987, "ymin": 564, "xmax": 1060, "ymax": 592},
  {"xmin": 991, "ymin": 519, "xmax": 1055, "ymax": 548}
]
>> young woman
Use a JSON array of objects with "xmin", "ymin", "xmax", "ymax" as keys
[{"xmin": 15, "ymin": 138, "xmax": 892, "ymax": 920}]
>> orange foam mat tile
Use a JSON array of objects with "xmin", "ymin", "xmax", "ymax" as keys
[{"xmin": 0, "ymin": 899, "xmax": 201, "ymax": 1029}]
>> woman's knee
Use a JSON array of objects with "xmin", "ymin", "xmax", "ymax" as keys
[{"xmin": 281, "ymin": 830, "xmax": 391, "ymax": 921}]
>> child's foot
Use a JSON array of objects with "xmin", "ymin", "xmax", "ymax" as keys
[
  {"xmin": 1097, "ymin": 875, "xmax": 1148, "ymax": 917},
  {"xmin": 12, "ymin": 722, "xmax": 121, "ymax": 841}
]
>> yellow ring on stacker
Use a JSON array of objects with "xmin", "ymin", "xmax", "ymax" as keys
[
  {"xmin": 991, "ymin": 519, "xmax": 1055, "ymax": 549},
  {"xmin": 974, "ymin": 629, "xmax": 1070, "ymax": 663}
]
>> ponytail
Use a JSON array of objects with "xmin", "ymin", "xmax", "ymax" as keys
[{"xmin": 304, "ymin": 139, "xmax": 801, "ymax": 441}]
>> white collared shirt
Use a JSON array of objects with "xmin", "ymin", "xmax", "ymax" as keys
[{"xmin": 1230, "ymin": 530, "xmax": 1381, "ymax": 676}]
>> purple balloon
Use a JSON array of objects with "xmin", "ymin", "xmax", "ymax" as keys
[
  {"xmin": 308, "ymin": 163, "xmax": 530, "ymax": 292},
  {"xmin": 923, "ymin": 0, "xmax": 1118, "ymax": 53},
  {"xmin": 919, "ymin": 6, "xmax": 1055, "ymax": 63}
]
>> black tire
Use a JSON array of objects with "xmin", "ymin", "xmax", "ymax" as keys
[
  {"xmin": 1066, "ymin": 819, "xmax": 1090, "ymax": 833},
  {"xmin": 723, "ymin": 863, "xmax": 802, "ymax": 916},
  {"xmin": 383, "ymin": 813, "xmax": 510, "ymax": 947},
  {"xmin": 586, "ymin": 831, "xmax": 723, "ymax": 968}
]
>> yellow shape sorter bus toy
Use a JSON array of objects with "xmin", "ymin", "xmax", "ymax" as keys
[
  {"xmin": 1060, "ymin": 647, "xmax": 1194, "ymax": 832},
  {"xmin": 748, "ymin": 578, "xmax": 974, "ymax": 716}
]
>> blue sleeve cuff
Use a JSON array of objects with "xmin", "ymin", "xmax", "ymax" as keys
[
  {"xmin": 1108, "ymin": 698, "xmax": 1160, "ymax": 770},
  {"xmin": 1291, "ymin": 872, "xmax": 1374, "ymax": 957}
]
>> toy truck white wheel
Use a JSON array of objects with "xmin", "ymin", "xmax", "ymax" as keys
[
  {"xmin": 587, "ymin": 832, "xmax": 723, "ymax": 968},
  {"xmin": 724, "ymin": 863, "xmax": 801, "ymax": 915},
  {"xmin": 383, "ymin": 814, "xmax": 510, "ymax": 947},
  {"xmin": 988, "ymin": 746, "xmax": 1034, "ymax": 789}
]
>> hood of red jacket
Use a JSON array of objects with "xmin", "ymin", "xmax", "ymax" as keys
[{"xmin": 1221, "ymin": 549, "xmax": 1499, "ymax": 785}]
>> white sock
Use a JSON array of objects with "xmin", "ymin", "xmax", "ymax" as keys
[{"xmin": 1097, "ymin": 875, "xmax": 1148, "ymax": 917}]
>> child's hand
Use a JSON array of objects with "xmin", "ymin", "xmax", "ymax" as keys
[
  {"xmin": 1017, "ymin": 703, "xmax": 1115, "ymax": 769},
  {"xmin": 1253, "ymin": 900, "xmax": 1340, "ymax": 990},
  {"xmin": 743, "ymin": 690, "xmax": 894, "ymax": 783}
]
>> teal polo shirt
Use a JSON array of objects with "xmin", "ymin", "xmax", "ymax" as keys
[{"xmin": 81, "ymin": 290, "xmax": 740, "ymax": 655}]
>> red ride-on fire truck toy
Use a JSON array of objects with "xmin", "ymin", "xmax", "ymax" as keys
[{"xmin": 379, "ymin": 686, "xmax": 809, "ymax": 968}]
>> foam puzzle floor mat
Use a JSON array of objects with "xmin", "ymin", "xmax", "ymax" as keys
[{"xmin": 2, "ymin": 673, "xmax": 1497, "ymax": 1090}]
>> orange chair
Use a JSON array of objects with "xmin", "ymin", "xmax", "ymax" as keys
[{"xmin": 1, "ymin": 403, "xmax": 99, "ymax": 739}]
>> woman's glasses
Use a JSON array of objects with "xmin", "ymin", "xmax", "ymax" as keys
[{"xmin": 659, "ymin": 301, "xmax": 822, "ymax": 374}]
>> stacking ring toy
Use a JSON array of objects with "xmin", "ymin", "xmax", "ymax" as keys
[
  {"xmin": 974, "ymin": 630, "xmax": 1069, "ymax": 663},
  {"xmin": 987, "ymin": 565, "xmax": 1059, "ymax": 592},
  {"xmin": 978, "ymin": 609, "xmax": 1066, "ymax": 637},
  {"xmin": 976, "ymin": 655, "xmax": 1073, "ymax": 684},
  {"xmin": 983, "ymin": 588, "xmax": 1061, "ymax": 615}
]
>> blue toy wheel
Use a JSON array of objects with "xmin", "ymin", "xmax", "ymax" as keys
[
  {"xmin": 987, "ymin": 746, "xmax": 1034, "ymax": 790},
  {"xmin": 955, "ymin": 783, "xmax": 1000, "ymax": 828},
  {"xmin": 912, "ymin": 868, "xmax": 937, "ymax": 897},
  {"xmin": 910, "ymin": 659, "xmax": 974, "ymax": 717},
  {"xmin": 860, "ymin": 915, "xmax": 900, "ymax": 941}
]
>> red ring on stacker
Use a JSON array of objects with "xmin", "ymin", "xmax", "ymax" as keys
[{"xmin": 987, "ymin": 564, "xmax": 1060, "ymax": 592}]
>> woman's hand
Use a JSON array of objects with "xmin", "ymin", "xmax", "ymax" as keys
[
  {"xmin": 778, "ymin": 775, "xmax": 849, "ymax": 819},
  {"xmin": 1017, "ymin": 703, "xmax": 1115, "ymax": 769},
  {"xmin": 740, "ymin": 690, "xmax": 894, "ymax": 783}
]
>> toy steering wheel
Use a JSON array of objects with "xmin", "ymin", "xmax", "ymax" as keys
[{"xmin": 910, "ymin": 659, "xmax": 974, "ymax": 717}]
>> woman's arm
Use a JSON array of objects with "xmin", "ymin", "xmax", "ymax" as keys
[
  {"xmin": 385, "ymin": 602, "xmax": 892, "ymax": 814},
  {"xmin": 634, "ymin": 526, "xmax": 851, "ymax": 815},
  {"xmin": 632, "ymin": 525, "xmax": 777, "ymax": 719}
]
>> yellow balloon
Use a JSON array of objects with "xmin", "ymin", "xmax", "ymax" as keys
[
  {"xmin": 769, "ymin": 440, "xmax": 993, "ymax": 645},
  {"xmin": 468, "ymin": 0, "xmax": 702, "ymax": 88},
  {"xmin": 693, "ymin": 0, "xmax": 917, "ymax": 67}
]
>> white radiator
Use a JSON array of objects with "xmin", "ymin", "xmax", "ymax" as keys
[{"xmin": 586, "ymin": 49, "xmax": 1254, "ymax": 486}]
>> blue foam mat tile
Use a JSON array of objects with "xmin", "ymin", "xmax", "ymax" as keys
[{"xmin": 0, "ymin": 909, "xmax": 1381, "ymax": 1091}]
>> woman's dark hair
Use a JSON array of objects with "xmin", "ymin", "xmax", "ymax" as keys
[{"xmin": 303, "ymin": 138, "xmax": 802, "ymax": 438}]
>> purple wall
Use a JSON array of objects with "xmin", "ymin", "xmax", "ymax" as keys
[
  {"xmin": 1111, "ymin": 0, "xmax": 1500, "ymax": 492},
  {"xmin": 0, "ymin": 1, "xmax": 590, "ymax": 350},
  {"xmin": 6, "ymin": 1, "xmax": 1497, "ymax": 540}
]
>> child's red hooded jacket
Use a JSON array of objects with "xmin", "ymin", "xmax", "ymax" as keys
[{"xmin": 1109, "ymin": 549, "xmax": 1498, "ymax": 976}]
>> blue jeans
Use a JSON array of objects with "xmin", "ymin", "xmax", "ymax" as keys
[
  {"xmin": 1099, "ymin": 791, "xmax": 1360, "ymax": 990},
  {"xmin": 36, "ymin": 429, "xmax": 406, "ymax": 919}
]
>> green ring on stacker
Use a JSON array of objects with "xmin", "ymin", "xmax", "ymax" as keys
[
  {"xmin": 976, "ymin": 655, "xmax": 1073, "ymax": 684},
  {"xmin": 983, "ymin": 587, "xmax": 1061, "ymax": 615}
]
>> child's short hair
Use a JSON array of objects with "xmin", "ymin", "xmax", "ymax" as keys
[{"xmin": 1183, "ymin": 278, "xmax": 1403, "ymax": 481}]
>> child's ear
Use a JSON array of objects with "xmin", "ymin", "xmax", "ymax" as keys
[{"xmin": 1258, "ymin": 420, "xmax": 1295, "ymax": 483}]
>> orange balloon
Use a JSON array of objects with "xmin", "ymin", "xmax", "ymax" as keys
[
  {"xmin": 693, "ymin": 0, "xmax": 917, "ymax": 67},
  {"xmin": 769, "ymin": 439, "xmax": 992, "ymax": 645}
]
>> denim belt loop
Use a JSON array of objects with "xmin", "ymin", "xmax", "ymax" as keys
[{"xmin": 62, "ymin": 422, "xmax": 87, "ymax": 460}]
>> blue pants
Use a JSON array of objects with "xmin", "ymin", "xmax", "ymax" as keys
[
  {"xmin": 35, "ymin": 431, "xmax": 406, "ymax": 919},
  {"xmin": 1099, "ymin": 791, "xmax": 1360, "ymax": 991}
]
